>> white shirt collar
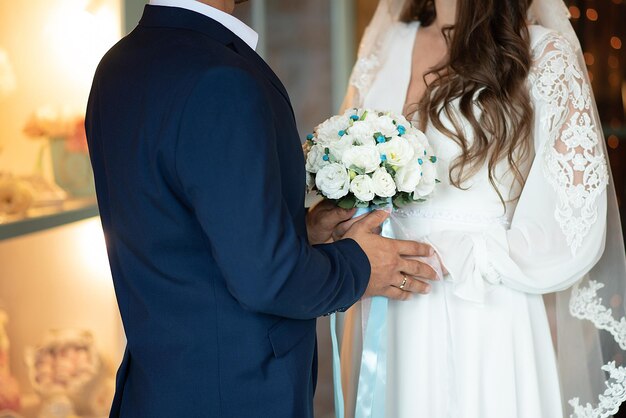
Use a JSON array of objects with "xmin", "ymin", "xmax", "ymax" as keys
[{"xmin": 148, "ymin": 0, "xmax": 258, "ymax": 50}]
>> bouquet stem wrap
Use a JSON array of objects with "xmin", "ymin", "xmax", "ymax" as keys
[{"xmin": 331, "ymin": 205, "xmax": 394, "ymax": 418}]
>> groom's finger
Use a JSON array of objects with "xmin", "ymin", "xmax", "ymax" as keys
[
  {"xmin": 324, "ymin": 206, "xmax": 357, "ymax": 226},
  {"xmin": 358, "ymin": 210, "xmax": 390, "ymax": 232},
  {"xmin": 332, "ymin": 212, "xmax": 369, "ymax": 240},
  {"xmin": 398, "ymin": 276, "xmax": 431, "ymax": 294},
  {"xmin": 384, "ymin": 286, "xmax": 412, "ymax": 301},
  {"xmin": 393, "ymin": 239, "xmax": 435, "ymax": 257},
  {"xmin": 400, "ymin": 259, "xmax": 438, "ymax": 281}
]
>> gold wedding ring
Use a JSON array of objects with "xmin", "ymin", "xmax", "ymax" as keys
[{"xmin": 399, "ymin": 275, "xmax": 408, "ymax": 290}]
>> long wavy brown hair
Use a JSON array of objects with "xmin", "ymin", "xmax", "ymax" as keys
[{"xmin": 402, "ymin": 0, "xmax": 534, "ymax": 203}]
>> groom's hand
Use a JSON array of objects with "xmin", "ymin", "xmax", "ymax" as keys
[
  {"xmin": 306, "ymin": 200, "xmax": 357, "ymax": 245},
  {"xmin": 343, "ymin": 211, "xmax": 438, "ymax": 300}
]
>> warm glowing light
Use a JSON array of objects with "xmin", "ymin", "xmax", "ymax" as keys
[
  {"xmin": 611, "ymin": 36, "xmax": 622, "ymax": 50},
  {"xmin": 586, "ymin": 8, "xmax": 599, "ymax": 21},
  {"xmin": 610, "ymin": 73, "xmax": 621, "ymax": 87},
  {"xmin": 0, "ymin": 48, "xmax": 16, "ymax": 96},
  {"xmin": 569, "ymin": 6, "xmax": 581, "ymax": 19},
  {"xmin": 612, "ymin": 0, "xmax": 623, "ymax": 4},
  {"xmin": 608, "ymin": 135, "xmax": 620, "ymax": 150},
  {"xmin": 611, "ymin": 118, "xmax": 622, "ymax": 129},
  {"xmin": 44, "ymin": 1, "xmax": 120, "ymax": 86},
  {"xmin": 584, "ymin": 52, "xmax": 595, "ymax": 66},
  {"xmin": 74, "ymin": 218, "xmax": 111, "ymax": 280},
  {"xmin": 588, "ymin": 70, "xmax": 594, "ymax": 82},
  {"xmin": 609, "ymin": 55, "xmax": 620, "ymax": 69}
]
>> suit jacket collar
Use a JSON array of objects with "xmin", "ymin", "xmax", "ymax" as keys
[
  {"xmin": 147, "ymin": 0, "xmax": 258, "ymax": 50},
  {"xmin": 138, "ymin": 5, "xmax": 293, "ymax": 111}
]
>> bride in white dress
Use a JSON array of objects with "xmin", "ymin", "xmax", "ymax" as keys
[{"xmin": 334, "ymin": 0, "xmax": 626, "ymax": 417}]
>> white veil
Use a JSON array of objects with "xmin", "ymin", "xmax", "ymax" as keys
[{"xmin": 343, "ymin": 0, "xmax": 626, "ymax": 416}]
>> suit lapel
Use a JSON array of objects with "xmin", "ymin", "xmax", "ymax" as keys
[{"xmin": 139, "ymin": 5, "xmax": 295, "ymax": 120}]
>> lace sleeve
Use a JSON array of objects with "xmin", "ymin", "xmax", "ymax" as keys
[
  {"xmin": 529, "ymin": 33, "xmax": 609, "ymax": 255},
  {"xmin": 423, "ymin": 32, "xmax": 610, "ymax": 301}
]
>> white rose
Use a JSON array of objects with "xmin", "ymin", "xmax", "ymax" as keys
[
  {"xmin": 305, "ymin": 144, "xmax": 329, "ymax": 174},
  {"xmin": 316, "ymin": 163, "xmax": 351, "ymax": 199},
  {"xmin": 377, "ymin": 137, "xmax": 415, "ymax": 167},
  {"xmin": 391, "ymin": 113, "xmax": 411, "ymax": 128},
  {"xmin": 328, "ymin": 134, "xmax": 355, "ymax": 160},
  {"xmin": 414, "ymin": 160, "xmax": 436, "ymax": 197},
  {"xmin": 350, "ymin": 175, "xmax": 375, "ymax": 202},
  {"xmin": 405, "ymin": 135, "xmax": 427, "ymax": 159},
  {"xmin": 347, "ymin": 120, "xmax": 375, "ymax": 146},
  {"xmin": 348, "ymin": 108, "xmax": 375, "ymax": 121},
  {"xmin": 371, "ymin": 167, "xmax": 397, "ymax": 198},
  {"xmin": 315, "ymin": 115, "xmax": 350, "ymax": 145},
  {"xmin": 371, "ymin": 115, "xmax": 398, "ymax": 138},
  {"xmin": 394, "ymin": 159, "xmax": 423, "ymax": 193},
  {"xmin": 404, "ymin": 128, "xmax": 429, "ymax": 148},
  {"xmin": 342, "ymin": 145, "xmax": 381, "ymax": 174}
]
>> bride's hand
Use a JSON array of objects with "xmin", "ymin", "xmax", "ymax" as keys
[{"xmin": 306, "ymin": 199, "xmax": 357, "ymax": 245}]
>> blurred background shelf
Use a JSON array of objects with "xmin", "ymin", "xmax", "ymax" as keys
[{"xmin": 0, "ymin": 198, "xmax": 99, "ymax": 241}]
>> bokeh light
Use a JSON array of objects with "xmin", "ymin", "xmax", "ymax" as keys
[
  {"xmin": 586, "ymin": 8, "xmax": 599, "ymax": 21},
  {"xmin": 611, "ymin": 36, "xmax": 623, "ymax": 50}
]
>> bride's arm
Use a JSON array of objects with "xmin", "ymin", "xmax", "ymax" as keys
[{"xmin": 425, "ymin": 33, "xmax": 609, "ymax": 302}]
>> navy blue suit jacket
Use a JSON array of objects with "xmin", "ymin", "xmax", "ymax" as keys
[{"xmin": 85, "ymin": 5, "xmax": 370, "ymax": 418}]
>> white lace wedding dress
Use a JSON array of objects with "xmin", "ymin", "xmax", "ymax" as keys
[{"xmin": 339, "ymin": 23, "xmax": 609, "ymax": 418}]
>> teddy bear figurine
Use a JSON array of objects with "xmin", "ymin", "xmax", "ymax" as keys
[{"xmin": 25, "ymin": 329, "xmax": 114, "ymax": 418}]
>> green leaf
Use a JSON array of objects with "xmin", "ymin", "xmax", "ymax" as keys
[
  {"xmin": 337, "ymin": 195, "xmax": 357, "ymax": 209},
  {"xmin": 372, "ymin": 197, "xmax": 389, "ymax": 207},
  {"xmin": 349, "ymin": 165, "xmax": 365, "ymax": 176},
  {"xmin": 393, "ymin": 192, "xmax": 414, "ymax": 208},
  {"xmin": 360, "ymin": 110, "xmax": 368, "ymax": 121},
  {"xmin": 355, "ymin": 199, "xmax": 370, "ymax": 208}
]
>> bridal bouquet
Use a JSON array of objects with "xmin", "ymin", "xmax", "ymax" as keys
[{"xmin": 304, "ymin": 108, "xmax": 437, "ymax": 209}]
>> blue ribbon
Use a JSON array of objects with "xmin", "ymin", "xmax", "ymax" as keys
[{"xmin": 331, "ymin": 205, "xmax": 393, "ymax": 418}]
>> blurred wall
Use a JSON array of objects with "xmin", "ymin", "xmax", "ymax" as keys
[
  {"xmin": 0, "ymin": 0, "xmax": 122, "ymax": 178},
  {"xmin": 0, "ymin": 218, "xmax": 124, "ymax": 416}
]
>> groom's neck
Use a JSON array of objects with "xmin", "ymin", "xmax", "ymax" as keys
[{"xmin": 197, "ymin": 0, "xmax": 234, "ymax": 14}]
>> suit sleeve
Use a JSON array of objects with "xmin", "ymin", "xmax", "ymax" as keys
[{"xmin": 174, "ymin": 66, "xmax": 370, "ymax": 319}]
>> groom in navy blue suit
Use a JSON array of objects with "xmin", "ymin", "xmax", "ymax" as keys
[{"xmin": 86, "ymin": 1, "xmax": 435, "ymax": 417}]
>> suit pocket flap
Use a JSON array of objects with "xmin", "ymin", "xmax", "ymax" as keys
[{"xmin": 268, "ymin": 318, "xmax": 315, "ymax": 358}]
